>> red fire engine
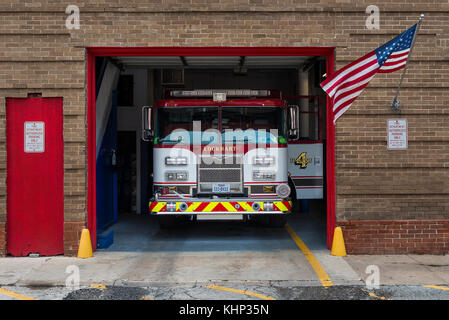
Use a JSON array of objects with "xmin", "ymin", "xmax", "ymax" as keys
[{"xmin": 142, "ymin": 89, "xmax": 300, "ymax": 227}]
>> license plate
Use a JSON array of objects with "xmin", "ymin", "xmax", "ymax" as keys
[{"xmin": 213, "ymin": 183, "xmax": 230, "ymax": 193}]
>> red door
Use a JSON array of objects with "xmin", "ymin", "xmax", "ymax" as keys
[{"xmin": 6, "ymin": 98, "xmax": 64, "ymax": 256}]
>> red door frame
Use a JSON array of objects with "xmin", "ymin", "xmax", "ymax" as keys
[{"xmin": 86, "ymin": 47, "xmax": 336, "ymax": 250}]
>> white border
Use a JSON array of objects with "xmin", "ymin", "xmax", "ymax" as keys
[
  {"xmin": 387, "ymin": 118, "xmax": 408, "ymax": 150},
  {"xmin": 24, "ymin": 121, "xmax": 45, "ymax": 153}
]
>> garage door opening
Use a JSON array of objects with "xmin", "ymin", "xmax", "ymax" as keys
[{"xmin": 87, "ymin": 48, "xmax": 335, "ymax": 252}]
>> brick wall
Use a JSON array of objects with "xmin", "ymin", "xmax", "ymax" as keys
[
  {"xmin": 63, "ymin": 222, "xmax": 85, "ymax": 257},
  {"xmin": 0, "ymin": 222, "xmax": 5, "ymax": 257},
  {"xmin": 339, "ymin": 220, "xmax": 449, "ymax": 254},
  {"xmin": 0, "ymin": 0, "xmax": 447, "ymax": 254}
]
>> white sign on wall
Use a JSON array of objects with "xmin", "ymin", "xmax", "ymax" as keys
[
  {"xmin": 387, "ymin": 119, "xmax": 407, "ymax": 150},
  {"xmin": 24, "ymin": 121, "xmax": 45, "ymax": 153}
]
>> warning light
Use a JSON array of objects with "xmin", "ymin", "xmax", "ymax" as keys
[
  {"xmin": 170, "ymin": 89, "xmax": 271, "ymax": 98},
  {"xmin": 213, "ymin": 92, "xmax": 226, "ymax": 102}
]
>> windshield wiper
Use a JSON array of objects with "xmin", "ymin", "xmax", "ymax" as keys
[
  {"xmin": 159, "ymin": 136, "xmax": 183, "ymax": 143},
  {"xmin": 223, "ymin": 138, "xmax": 246, "ymax": 142}
]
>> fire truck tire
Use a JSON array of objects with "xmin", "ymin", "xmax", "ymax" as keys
[
  {"xmin": 268, "ymin": 215, "xmax": 288, "ymax": 228},
  {"xmin": 288, "ymin": 178, "xmax": 299, "ymax": 214},
  {"xmin": 158, "ymin": 215, "xmax": 176, "ymax": 228}
]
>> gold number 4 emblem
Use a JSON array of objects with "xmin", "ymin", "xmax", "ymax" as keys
[{"xmin": 295, "ymin": 152, "xmax": 312, "ymax": 168}]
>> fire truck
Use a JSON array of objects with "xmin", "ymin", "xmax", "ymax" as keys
[{"xmin": 142, "ymin": 89, "xmax": 300, "ymax": 227}]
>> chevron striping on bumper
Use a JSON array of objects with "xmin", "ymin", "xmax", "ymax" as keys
[
  {"xmin": 238, "ymin": 202, "xmax": 253, "ymax": 211},
  {"xmin": 153, "ymin": 202, "xmax": 166, "ymax": 212},
  {"xmin": 186, "ymin": 202, "xmax": 202, "ymax": 212},
  {"xmin": 149, "ymin": 201, "xmax": 292, "ymax": 213},
  {"xmin": 222, "ymin": 202, "xmax": 238, "ymax": 211},
  {"xmin": 274, "ymin": 201, "xmax": 288, "ymax": 211},
  {"xmin": 204, "ymin": 202, "xmax": 219, "ymax": 212}
]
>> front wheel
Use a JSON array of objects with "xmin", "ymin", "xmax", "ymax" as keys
[{"xmin": 268, "ymin": 215, "xmax": 288, "ymax": 228}]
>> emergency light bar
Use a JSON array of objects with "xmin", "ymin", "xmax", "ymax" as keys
[{"xmin": 169, "ymin": 89, "xmax": 271, "ymax": 98}]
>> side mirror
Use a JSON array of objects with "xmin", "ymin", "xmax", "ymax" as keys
[
  {"xmin": 142, "ymin": 106, "xmax": 154, "ymax": 142},
  {"xmin": 288, "ymin": 105, "xmax": 299, "ymax": 140}
]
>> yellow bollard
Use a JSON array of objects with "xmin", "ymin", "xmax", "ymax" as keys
[
  {"xmin": 331, "ymin": 227, "xmax": 347, "ymax": 257},
  {"xmin": 77, "ymin": 228, "xmax": 93, "ymax": 258}
]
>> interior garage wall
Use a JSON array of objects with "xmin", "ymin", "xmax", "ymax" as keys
[
  {"xmin": 0, "ymin": 1, "xmax": 448, "ymax": 255},
  {"xmin": 153, "ymin": 68, "xmax": 299, "ymax": 101},
  {"xmin": 116, "ymin": 69, "xmax": 148, "ymax": 214}
]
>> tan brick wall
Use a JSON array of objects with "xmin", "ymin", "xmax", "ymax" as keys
[{"xmin": 0, "ymin": 1, "xmax": 447, "ymax": 254}]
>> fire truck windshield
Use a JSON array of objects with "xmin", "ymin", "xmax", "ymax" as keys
[
  {"xmin": 154, "ymin": 106, "xmax": 286, "ymax": 144},
  {"xmin": 156, "ymin": 107, "xmax": 219, "ymax": 144},
  {"xmin": 221, "ymin": 106, "xmax": 285, "ymax": 134}
]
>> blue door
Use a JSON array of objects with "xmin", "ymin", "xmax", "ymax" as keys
[{"xmin": 96, "ymin": 91, "xmax": 118, "ymax": 243}]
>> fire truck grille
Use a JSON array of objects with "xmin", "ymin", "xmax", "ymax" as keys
[
  {"xmin": 198, "ymin": 155, "xmax": 243, "ymax": 193},
  {"xmin": 199, "ymin": 169, "xmax": 241, "ymax": 183}
]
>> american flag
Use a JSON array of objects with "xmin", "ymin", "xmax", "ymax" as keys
[{"xmin": 321, "ymin": 24, "xmax": 418, "ymax": 123}]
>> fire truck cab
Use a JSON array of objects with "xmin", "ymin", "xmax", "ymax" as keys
[{"xmin": 142, "ymin": 89, "xmax": 299, "ymax": 227}]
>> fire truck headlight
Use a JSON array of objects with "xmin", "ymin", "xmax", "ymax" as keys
[
  {"xmin": 176, "ymin": 172, "xmax": 188, "ymax": 180},
  {"xmin": 165, "ymin": 156, "xmax": 187, "ymax": 166},
  {"xmin": 276, "ymin": 184, "xmax": 291, "ymax": 198},
  {"xmin": 253, "ymin": 171, "xmax": 275, "ymax": 181},
  {"xmin": 166, "ymin": 172, "xmax": 176, "ymax": 181},
  {"xmin": 165, "ymin": 171, "xmax": 188, "ymax": 181},
  {"xmin": 253, "ymin": 156, "xmax": 275, "ymax": 166}
]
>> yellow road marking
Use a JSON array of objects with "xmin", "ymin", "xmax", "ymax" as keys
[
  {"xmin": 423, "ymin": 285, "xmax": 449, "ymax": 291},
  {"xmin": 361, "ymin": 289, "xmax": 391, "ymax": 300},
  {"xmin": 140, "ymin": 296, "xmax": 154, "ymax": 300},
  {"xmin": 90, "ymin": 284, "xmax": 107, "ymax": 290},
  {"xmin": 206, "ymin": 285, "xmax": 275, "ymax": 300},
  {"xmin": 0, "ymin": 287, "xmax": 37, "ymax": 300},
  {"xmin": 368, "ymin": 292, "xmax": 390, "ymax": 300},
  {"xmin": 285, "ymin": 223, "xmax": 334, "ymax": 287}
]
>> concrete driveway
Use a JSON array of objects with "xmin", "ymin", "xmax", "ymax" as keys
[{"xmin": 0, "ymin": 213, "xmax": 448, "ymax": 300}]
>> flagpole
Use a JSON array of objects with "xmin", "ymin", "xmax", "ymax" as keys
[{"xmin": 390, "ymin": 14, "xmax": 424, "ymax": 111}]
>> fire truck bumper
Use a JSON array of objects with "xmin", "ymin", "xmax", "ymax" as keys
[{"xmin": 148, "ymin": 200, "xmax": 292, "ymax": 215}]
